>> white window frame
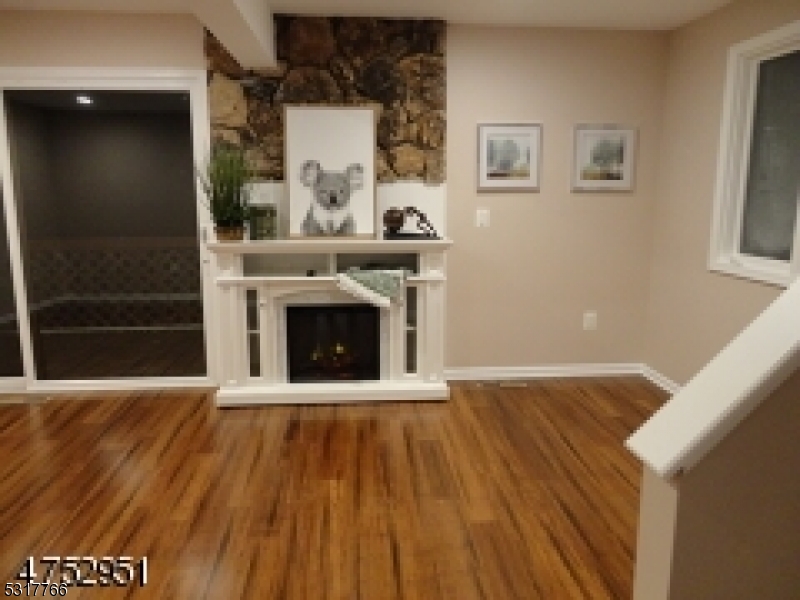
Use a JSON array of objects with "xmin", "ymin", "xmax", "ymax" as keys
[{"xmin": 709, "ymin": 19, "xmax": 800, "ymax": 288}]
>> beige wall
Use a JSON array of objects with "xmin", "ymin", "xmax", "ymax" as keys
[
  {"xmin": 0, "ymin": 10, "xmax": 204, "ymax": 69},
  {"xmin": 3, "ymin": 6, "xmax": 800, "ymax": 380},
  {"xmin": 643, "ymin": 0, "xmax": 800, "ymax": 384},
  {"xmin": 668, "ymin": 365, "xmax": 800, "ymax": 598},
  {"xmin": 446, "ymin": 26, "xmax": 667, "ymax": 369}
]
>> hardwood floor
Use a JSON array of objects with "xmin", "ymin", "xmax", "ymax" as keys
[{"xmin": 0, "ymin": 377, "xmax": 665, "ymax": 599}]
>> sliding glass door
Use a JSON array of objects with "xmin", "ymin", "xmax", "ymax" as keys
[{"xmin": 5, "ymin": 90, "xmax": 206, "ymax": 380}]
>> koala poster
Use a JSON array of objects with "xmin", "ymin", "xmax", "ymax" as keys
[{"xmin": 285, "ymin": 107, "xmax": 376, "ymax": 238}]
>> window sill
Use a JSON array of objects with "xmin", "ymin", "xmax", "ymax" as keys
[{"xmin": 709, "ymin": 254, "xmax": 793, "ymax": 289}]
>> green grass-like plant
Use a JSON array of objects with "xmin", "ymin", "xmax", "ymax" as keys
[{"xmin": 197, "ymin": 143, "xmax": 253, "ymax": 227}]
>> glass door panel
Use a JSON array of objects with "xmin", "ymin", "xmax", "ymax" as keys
[{"xmin": 6, "ymin": 90, "xmax": 206, "ymax": 380}]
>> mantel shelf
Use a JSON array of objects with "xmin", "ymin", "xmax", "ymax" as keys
[
  {"xmin": 206, "ymin": 238, "xmax": 453, "ymax": 255},
  {"xmin": 216, "ymin": 274, "xmax": 445, "ymax": 287}
]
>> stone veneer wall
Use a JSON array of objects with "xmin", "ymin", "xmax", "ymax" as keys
[{"xmin": 206, "ymin": 16, "xmax": 446, "ymax": 184}]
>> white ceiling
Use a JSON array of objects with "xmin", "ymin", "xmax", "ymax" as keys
[
  {"xmin": 0, "ymin": 0, "xmax": 735, "ymax": 66},
  {"xmin": 267, "ymin": 0, "xmax": 734, "ymax": 30},
  {"xmin": 0, "ymin": 0, "xmax": 734, "ymax": 30}
]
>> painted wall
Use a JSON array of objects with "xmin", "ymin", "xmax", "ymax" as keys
[
  {"xmin": 2, "ymin": 6, "xmax": 799, "ymax": 379},
  {"xmin": 0, "ymin": 11, "xmax": 204, "ymax": 69},
  {"xmin": 7, "ymin": 103, "xmax": 198, "ymax": 241},
  {"xmin": 48, "ymin": 110, "xmax": 196, "ymax": 239},
  {"xmin": 643, "ymin": 0, "xmax": 800, "ymax": 384},
  {"xmin": 446, "ymin": 26, "xmax": 667, "ymax": 369},
  {"xmin": 667, "ymin": 365, "xmax": 800, "ymax": 598}
]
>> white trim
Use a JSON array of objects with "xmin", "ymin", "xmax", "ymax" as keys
[
  {"xmin": 445, "ymin": 363, "xmax": 682, "ymax": 394},
  {"xmin": 709, "ymin": 20, "xmax": 800, "ymax": 287},
  {"xmin": 26, "ymin": 377, "xmax": 212, "ymax": 395},
  {"xmin": 0, "ymin": 67, "xmax": 209, "ymax": 90},
  {"xmin": 0, "ymin": 378, "xmax": 26, "ymax": 396},
  {"xmin": 639, "ymin": 365, "xmax": 682, "ymax": 395},
  {"xmin": 632, "ymin": 465, "xmax": 679, "ymax": 600},
  {"xmin": 0, "ymin": 89, "xmax": 36, "ymax": 384},
  {"xmin": 208, "ymin": 238, "xmax": 454, "ymax": 255},
  {"xmin": 1, "ymin": 364, "xmax": 682, "ymax": 400},
  {"xmin": 217, "ymin": 275, "xmax": 444, "ymax": 286},
  {"xmin": 445, "ymin": 363, "xmax": 644, "ymax": 381},
  {"xmin": 216, "ymin": 381, "xmax": 448, "ymax": 406}
]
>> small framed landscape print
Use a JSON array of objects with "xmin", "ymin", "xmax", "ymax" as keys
[
  {"xmin": 572, "ymin": 124, "xmax": 636, "ymax": 191},
  {"xmin": 478, "ymin": 123, "xmax": 541, "ymax": 192},
  {"xmin": 285, "ymin": 106, "xmax": 376, "ymax": 238}
]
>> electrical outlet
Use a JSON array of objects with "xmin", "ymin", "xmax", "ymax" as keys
[
  {"xmin": 583, "ymin": 311, "xmax": 598, "ymax": 331},
  {"xmin": 476, "ymin": 208, "xmax": 490, "ymax": 228}
]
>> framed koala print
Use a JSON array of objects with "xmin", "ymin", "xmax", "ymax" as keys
[{"xmin": 285, "ymin": 106, "xmax": 376, "ymax": 238}]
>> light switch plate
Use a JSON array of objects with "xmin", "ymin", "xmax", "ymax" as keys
[{"xmin": 476, "ymin": 208, "xmax": 490, "ymax": 227}]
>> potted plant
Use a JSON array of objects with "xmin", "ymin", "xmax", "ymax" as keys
[{"xmin": 197, "ymin": 142, "xmax": 253, "ymax": 241}]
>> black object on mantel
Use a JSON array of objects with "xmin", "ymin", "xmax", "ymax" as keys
[
  {"xmin": 384, "ymin": 231, "xmax": 440, "ymax": 240},
  {"xmin": 383, "ymin": 206, "xmax": 440, "ymax": 239}
]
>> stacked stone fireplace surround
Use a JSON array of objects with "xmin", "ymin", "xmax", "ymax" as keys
[
  {"xmin": 206, "ymin": 16, "xmax": 446, "ymax": 184},
  {"xmin": 205, "ymin": 17, "xmax": 449, "ymax": 403}
]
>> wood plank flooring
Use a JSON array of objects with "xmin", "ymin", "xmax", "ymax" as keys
[{"xmin": 0, "ymin": 377, "xmax": 665, "ymax": 599}]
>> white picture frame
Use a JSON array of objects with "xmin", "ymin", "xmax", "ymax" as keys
[
  {"xmin": 285, "ymin": 106, "xmax": 376, "ymax": 238},
  {"xmin": 572, "ymin": 124, "xmax": 637, "ymax": 191},
  {"xmin": 478, "ymin": 123, "xmax": 541, "ymax": 192}
]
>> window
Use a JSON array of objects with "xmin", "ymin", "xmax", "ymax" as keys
[{"xmin": 710, "ymin": 20, "xmax": 800, "ymax": 287}]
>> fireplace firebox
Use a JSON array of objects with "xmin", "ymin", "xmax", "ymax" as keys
[{"xmin": 286, "ymin": 305, "xmax": 379, "ymax": 383}]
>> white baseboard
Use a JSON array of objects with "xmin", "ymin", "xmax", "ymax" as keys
[
  {"xmin": 216, "ymin": 381, "xmax": 449, "ymax": 406},
  {"xmin": 639, "ymin": 365, "xmax": 682, "ymax": 395},
  {"xmin": 24, "ymin": 377, "xmax": 213, "ymax": 395},
  {"xmin": 445, "ymin": 363, "xmax": 681, "ymax": 395},
  {"xmin": 0, "ymin": 377, "xmax": 28, "ymax": 403}
]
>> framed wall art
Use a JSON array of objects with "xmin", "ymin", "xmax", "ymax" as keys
[
  {"xmin": 477, "ymin": 123, "xmax": 541, "ymax": 192},
  {"xmin": 572, "ymin": 124, "xmax": 637, "ymax": 191},
  {"xmin": 285, "ymin": 106, "xmax": 376, "ymax": 238}
]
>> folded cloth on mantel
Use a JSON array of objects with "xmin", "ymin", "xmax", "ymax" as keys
[{"xmin": 335, "ymin": 268, "xmax": 406, "ymax": 309}]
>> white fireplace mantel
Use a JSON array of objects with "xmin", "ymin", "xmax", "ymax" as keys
[
  {"xmin": 206, "ymin": 238, "xmax": 453, "ymax": 254},
  {"xmin": 206, "ymin": 238, "xmax": 452, "ymax": 406}
]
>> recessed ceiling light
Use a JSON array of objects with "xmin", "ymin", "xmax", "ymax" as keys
[{"xmin": 76, "ymin": 94, "xmax": 92, "ymax": 105}]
